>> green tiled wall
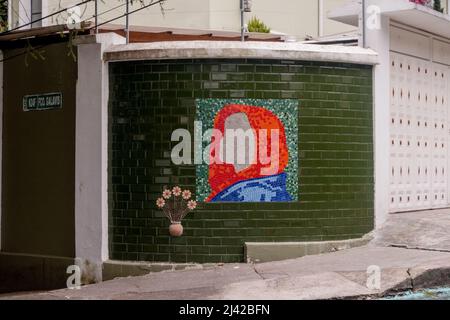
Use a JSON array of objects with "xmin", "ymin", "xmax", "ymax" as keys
[{"xmin": 109, "ymin": 59, "xmax": 374, "ymax": 263}]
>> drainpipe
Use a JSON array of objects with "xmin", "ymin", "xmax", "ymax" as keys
[
  {"xmin": 240, "ymin": 0, "xmax": 244, "ymax": 42},
  {"xmin": 362, "ymin": 0, "xmax": 366, "ymax": 48},
  {"xmin": 318, "ymin": 0, "xmax": 324, "ymax": 38},
  {"xmin": 95, "ymin": 0, "xmax": 98, "ymax": 34},
  {"xmin": 125, "ymin": 0, "xmax": 130, "ymax": 44}
]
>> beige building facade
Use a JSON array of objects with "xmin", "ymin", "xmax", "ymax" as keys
[{"xmin": 7, "ymin": 0, "xmax": 364, "ymax": 40}]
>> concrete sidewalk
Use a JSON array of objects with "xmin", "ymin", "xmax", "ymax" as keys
[{"xmin": 2, "ymin": 210, "xmax": 450, "ymax": 300}]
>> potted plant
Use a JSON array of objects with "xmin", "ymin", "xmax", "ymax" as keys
[{"xmin": 156, "ymin": 186, "xmax": 197, "ymax": 237}]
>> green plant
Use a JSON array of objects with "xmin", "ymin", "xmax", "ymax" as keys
[
  {"xmin": 0, "ymin": 0, "xmax": 7, "ymax": 32},
  {"xmin": 247, "ymin": 16, "xmax": 271, "ymax": 33},
  {"xmin": 434, "ymin": 0, "xmax": 444, "ymax": 12}
]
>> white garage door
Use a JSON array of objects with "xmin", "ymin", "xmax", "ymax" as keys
[{"xmin": 389, "ymin": 48, "xmax": 450, "ymax": 213}]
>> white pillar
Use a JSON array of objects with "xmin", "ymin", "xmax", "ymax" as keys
[
  {"xmin": 365, "ymin": 3, "xmax": 391, "ymax": 228},
  {"xmin": 74, "ymin": 33, "xmax": 125, "ymax": 283}
]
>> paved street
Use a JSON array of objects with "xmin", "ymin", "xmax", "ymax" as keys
[
  {"xmin": 2, "ymin": 209, "xmax": 450, "ymax": 300},
  {"xmin": 2, "ymin": 0, "xmax": 450, "ymax": 303}
]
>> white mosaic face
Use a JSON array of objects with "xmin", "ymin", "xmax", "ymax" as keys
[{"xmin": 219, "ymin": 112, "xmax": 257, "ymax": 172}]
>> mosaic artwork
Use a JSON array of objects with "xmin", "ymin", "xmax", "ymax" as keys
[{"xmin": 196, "ymin": 99, "xmax": 299, "ymax": 203}]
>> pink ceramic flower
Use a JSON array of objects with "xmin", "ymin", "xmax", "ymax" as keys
[
  {"xmin": 172, "ymin": 186, "xmax": 182, "ymax": 197},
  {"xmin": 187, "ymin": 200, "xmax": 197, "ymax": 210},
  {"xmin": 156, "ymin": 198, "xmax": 166, "ymax": 208},
  {"xmin": 156, "ymin": 187, "xmax": 195, "ymax": 228},
  {"xmin": 162, "ymin": 189, "xmax": 172, "ymax": 199},
  {"xmin": 182, "ymin": 189, "xmax": 192, "ymax": 200}
]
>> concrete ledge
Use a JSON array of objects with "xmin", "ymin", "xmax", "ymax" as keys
[
  {"xmin": 102, "ymin": 260, "xmax": 206, "ymax": 281},
  {"xmin": 0, "ymin": 252, "xmax": 75, "ymax": 294},
  {"xmin": 103, "ymin": 41, "xmax": 379, "ymax": 65},
  {"xmin": 245, "ymin": 237, "xmax": 372, "ymax": 263},
  {"xmin": 73, "ymin": 33, "xmax": 126, "ymax": 47}
]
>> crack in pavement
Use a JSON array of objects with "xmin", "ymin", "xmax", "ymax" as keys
[
  {"xmin": 251, "ymin": 263, "xmax": 266, "ymax": 280},
  {"xmin": 406, "ymin": 268, "xmax": 415, "ymax": 291},
  {"xmin": 251, "ymin": 263, "xmax": 290, "ymax": 281},
  {"xmin": 389, "ymin": 244, "xmax": 450, "ymax": 253}
]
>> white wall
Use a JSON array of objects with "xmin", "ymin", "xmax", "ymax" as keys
[
  {"xmin": 209, "ymin": 0, "xmax": 357, "ymax": 39},
  {"xmin": 75, "ymin": 32, "xmax": 125, "ymax": 282},
  {"xmin": 18, "ymin": 0, "xmax": 31, "ymax": 29},
  {"xmin": 16, "ymin": 0, "xmax": 357, "ymax": 39},
  {"xmin": 323, "ymin": 0, "xmax": 358, "ymax": 36},
  {"xmin": 41, "ymin": 0, "xmax": 49, "ymax": 27},
  {"xmin": 56, "ymin": 0, "xmax": 212, "ymax": 30},
  {"xmin": 208, "ymin": 0, "xmax": 239, "ymax": 32}
]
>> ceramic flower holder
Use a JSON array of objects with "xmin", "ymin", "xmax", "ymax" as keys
[{"xmin": 156, "ymin": 186, "xmax": 197, "ymax": 237}]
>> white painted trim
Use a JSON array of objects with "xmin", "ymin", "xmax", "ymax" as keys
[
  {"xmin": 103, "ymin": 41, "xmax": 379, "ymax": 65},
  {"xmin": 0, "ymin": 50, "xmax": 3, "ymax": 250},
  {"xmin": 390, "ymin": 21, "xmax": 450, "ymax": 43},
  {"xmin": 390, "ymin": 25, "xmax": 432, "ymax": 60},
  {"xmin": 18, "ymin": 0, "xmax": 31, "ymax": 29},
  {"xmin": 318, "ymin": 0, "xmax": 324, "ymax": 38},
  {"xmin": 75, "ymin": 33, "xmax": 125, "ymax": 283},
  {"xmin": 41, "ymin": 0, "xmax": 48, "ymax": 27}
]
